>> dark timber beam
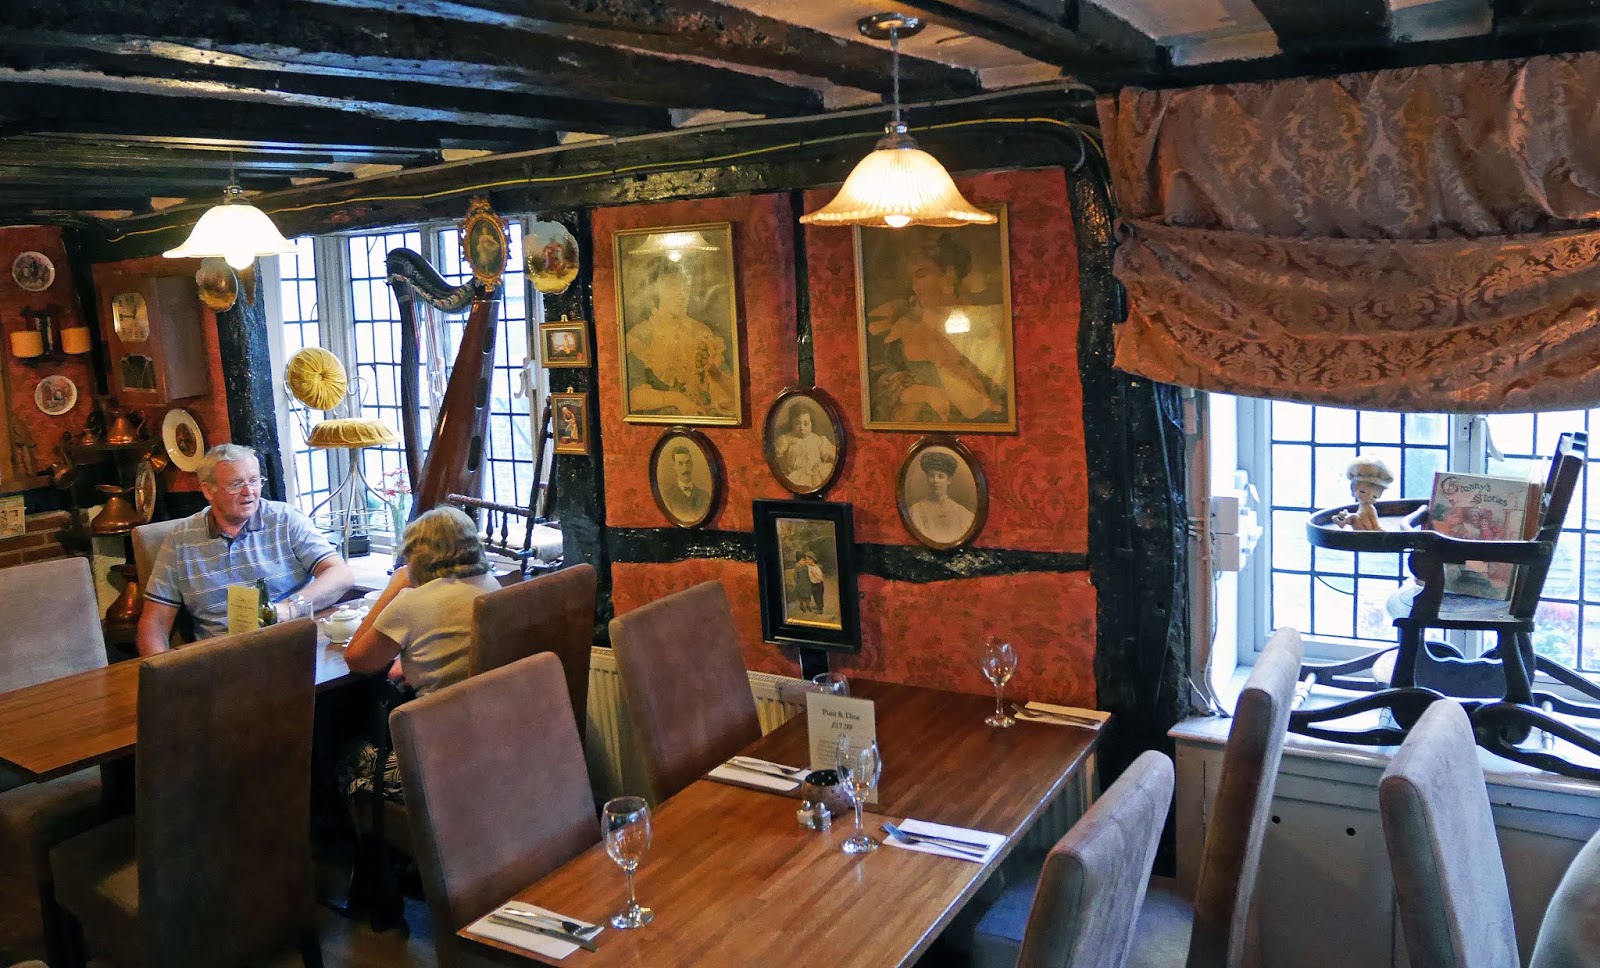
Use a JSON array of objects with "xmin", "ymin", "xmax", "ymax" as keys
[
  {"xmin": 883, "ymin": 0, "xmax": 1110, "ymax": 67},
  {"xmin": 0, "ymin": 36, "xmax": 676, "ymax": 135},
  {"xmin": 0, "ymin": 83, "xmax": 556, "ymax": 152},
  {"xmin": 0, "ymin": 0, "xmax": 826, "ymax": 115},
  {"xmin": 1253, "ymin": 0, "xmax": 1391, "ymax": 55},
  {"xmin": 0, "ymin": 137, "xmax": 415, "ymax": 175},
  {"xmin": 303, "ymin": 0, "xmax": 980, "ymax": 100},
  {"xmin": 1493, "ymin": 0, "xmax": 1600, "ymax": 34},
  {"xmin": 1074, "ymin": 2, "xmax": 1169, "ymax": 74}
]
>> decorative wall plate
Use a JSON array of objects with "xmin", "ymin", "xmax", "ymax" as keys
[
  {"xmin": 134, "ymin": 455, "xmax": 159, "ymax": 522},
  {"xmin": 12, "ymin": 251, "xmax": 55, "ymax": 292},
  {"xmin": 33, "ymin": 374, "xmax": 77, "ymax": 415},
  {"xmin": 162, "ymin": 407, "xmax": 205, "ymax": 472},
  {"xmin": 195, "ymin": 258, "xmax": 239, "ymax": 312},
  {"xmin": 525, "ymin": 220, "xmax": 580, "ymax": 295}
]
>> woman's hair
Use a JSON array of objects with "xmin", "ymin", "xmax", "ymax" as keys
[
  {"xmin": 402, "ymin": 506, "xmax": 490, "ymax": 585},
  {"xmin": 919, "ymin": 450, "xmax": 958, "ymax": 477}
]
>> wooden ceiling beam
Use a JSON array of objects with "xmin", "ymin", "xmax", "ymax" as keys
[
  {"xmin": 0, "ymin": 136, "xmax": 425, "ymax": 173},
  {"xmin": 0, "ymin": 0, "xmax": 826, "ymax": 115},
  {"xmin": 1493, "ymin": 0, "xmax": 1600, "ymax": 34},
  {"xmin": 1072, "ymin": 2, "xmax": 1169, "ymax": 74},
  {"xmin": 301, "ymin": 0, "xmax": 980, "ymax": 99},
  {"xmin": 1253, "ymin": 0, "xmax": 1391, "ymax": 55},
  {"xmin": 0, "ymin": 35, "xmax": 676, "ymax": 136},
  {"xmin": 881, "ymin": 0, "xmax": 1115, "ymax": 67}
]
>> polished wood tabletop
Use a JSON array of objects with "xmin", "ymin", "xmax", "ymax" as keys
[
  {"xmin": 727, "ymin": 678, "xmax": 1102, "ymax": 829},
  {"xmin": 466, "ymin": 781, "xmax": 1005, "ymax": 968},
  {"xmin": 0, "ymin": 631, "xmax": 357, "ymax": 782},
  {"xmin": 463, "ymin": 679, "xmax": 1103, "ymax": 967}
]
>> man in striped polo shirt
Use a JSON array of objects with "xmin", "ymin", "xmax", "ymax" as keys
[{"xmin": 137, "ymin": 443, "xmax": 355, "ymax": 655}]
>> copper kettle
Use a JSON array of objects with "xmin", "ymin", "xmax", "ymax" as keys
[
  {"xmin": 90, "ymin": 483, "xmax": 141, "ymax": 535},
  {"xmin": 104, "ymin": 407, "xmax": 145, "ymax": 446}
]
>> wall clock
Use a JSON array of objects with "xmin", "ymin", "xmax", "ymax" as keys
[{"xmin": 12, "ymin": 251, "xmax": 55, "ymax": 292}]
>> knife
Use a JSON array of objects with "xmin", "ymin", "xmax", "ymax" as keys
[
  {"xmin": 489, "ymin": 913, "xmax": 601, "ymax": 952},
  {"xmin": 723, "ymin": 760, "xmax": 801, "ymax": 782}
]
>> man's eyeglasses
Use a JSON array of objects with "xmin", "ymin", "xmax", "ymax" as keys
[{"xmin": 221, "ymin": 476, "xmax": 266, "ymax": 495}]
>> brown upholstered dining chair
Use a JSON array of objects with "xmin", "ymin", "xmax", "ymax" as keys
[
  {"xmin": 470, "ymin": 562, "xmax": 597, "ymax": 735},
  {"xmin": 131, "ymin": 518, "xmax": 190, "ymax": 646},
  {"xmin": 0, "ymin": 557, "xmax": 111, "ymax": 967},
  {"xmin": 610, "ymin": 580, "xmax": 761, "ymax": 804},
  {"xmin": 1126, "ymin": 626, "xmax": 1304, "ymax": 968},
  {"xmin": 49, "ymin": 619, "xmax": 323, "ymax": 968},
  {"xmin": 970, "ymin": 750, "xmax": 1176, "ymax": 968},
  {"xmin": 391, "ymin": 652, "xmax": 600, "ymax": 968}
]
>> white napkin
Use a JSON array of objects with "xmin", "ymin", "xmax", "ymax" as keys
[
  {"xmin": 885, "ymin": 818, "xmax": 1004, "ymax": 863},
  {"xmin": 1017, "ymin": 701, "xmax": 1110, "ymax": 728},
  {"xmin": 709, "ymin": 762, "xmax": 800, "ymax": 792},
  {"xmin": 464, "ymin": 902, "xmax": 598, "ymax": 960}
]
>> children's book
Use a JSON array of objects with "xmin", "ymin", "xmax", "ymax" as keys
[{"xmin": 1428, "ymin": 471, "xmax": 1543, "ymax": 600}]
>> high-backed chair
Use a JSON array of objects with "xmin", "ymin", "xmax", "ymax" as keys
[
  {"xmin": 971, "ymin": 750, "xmax": 1175, "ymax": 968},
  {"xmin": 131, "ymin": 518, "xmax": 190, "ymax": 646},
  {"xmin": 470, "ymin": 562, "xmax": 597, "ymax": 735},
  {"xmin": 49, "ymin": 619, "xmax": 323, "ymax": 968},
  {"xmin": 610, "ymin": 581, "xmax": 761, "ymax": 804},
  {"xmin": 0, "ymin": 557, "xmax": 110, "ymax": 966},
  {"xmin": 1530, "ymin": 826, "xmax": 1600, "ymax": 968},
  {"xmin": 1127, "ymin": 626, "xmax": 1304, "ymax": 968},
  {"xmin": 392, "ymin": 653, "xmax": 600, "ymax": 968},
  {"xmin": 1379, "ymin": 700, "xmax": 1519, "ymax": 968}
]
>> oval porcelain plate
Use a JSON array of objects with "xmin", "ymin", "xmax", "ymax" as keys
[
  {"xmin": 12, "ymin": 251, "xmax": 55, "ymax": 292},
  {"xmin": 162, "ymin": 408, "xmax": 206, "ymax": 472}
]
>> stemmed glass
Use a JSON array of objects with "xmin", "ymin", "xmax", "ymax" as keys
[
  {"xmin": 602, "ymin": 796, "xmax": 654, "ymax": 929},
  {"xmin": 811, "ymin": 672, "xmax": 850, "ymax": 696},
  {"xmin": 981, "ymin": 636, "xmax": 1018, "ymax": 729},
  {"xmin": 835, "ymin": 735, "xmax": 882, "ymax": 855}
]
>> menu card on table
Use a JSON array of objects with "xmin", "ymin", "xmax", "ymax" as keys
[
  {"xmin": 226, "ymin": 584, "xmax": 260, "ymax": 636},
  {"xmin": 806, "ymin": 692, "xmax": 876, "ymax": 768}
]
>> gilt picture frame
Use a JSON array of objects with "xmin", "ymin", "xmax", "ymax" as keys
[
  {"xmin": 754, "ymin": 498, "xmax": 860, "ymax": 652},
  {"xmin": 539, "ymin": 319, "xmax": 591, "ymax": 369},
  {"xmin": 614, "ymin": 222, "xmax": 741, "ymax": 426},
  {"xmin": 551, "ymin": 391, "xmax": 591, "ymax": 456},
  {"xmin": 855, "ymin": 206, "xmax": 1016, "ymax": 432}
]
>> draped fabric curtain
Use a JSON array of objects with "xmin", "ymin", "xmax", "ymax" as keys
[{"xmin": 1098, "ymin": 52, "xmax": 1600, "ymax": 412}]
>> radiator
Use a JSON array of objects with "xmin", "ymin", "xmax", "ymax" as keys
[{"xmin": 582, "ymin": 646, "xmax": 1089, "ymax": 847}]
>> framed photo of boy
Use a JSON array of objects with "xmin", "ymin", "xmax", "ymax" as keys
[
  {"xmin": 551, "ymin": 392, "xmax": 591, "ymax": 456},
  {"xmin": 539, "ymin": 319, "xmax": 591, "ymax": 369},
  {"xmin": 754, "ymin": 499, "xmax": 860, "ymax": 652},
  {"xmin": 613, "ymin": 222, "xmax": 741, "ymax": 425}
]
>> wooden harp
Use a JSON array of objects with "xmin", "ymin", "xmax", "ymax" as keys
[{"xmin": 385, "ymin": 246, "xmax": 501, "ymax": 521}]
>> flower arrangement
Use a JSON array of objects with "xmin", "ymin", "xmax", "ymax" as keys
[{"xmin": 375, "ymin": 467, "xmax": 412, "ymax": 537}]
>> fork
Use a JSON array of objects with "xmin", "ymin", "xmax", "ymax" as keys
[
  {"xmin": 880, "ymin": 822, "xmax": 988, "ymax": 858},
  {"xmin": 503, "ymin": 905, "xmax": 600, "ymax": 939},
  {"xmin": 729, "ymin": 756, "xmax": 809, "ymax": 778}
]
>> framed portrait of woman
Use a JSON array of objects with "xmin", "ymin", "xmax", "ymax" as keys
[
  {"xmin": 762, "ymin": 388, "xmax": 846, "ymax": 497},
  {"xmin": 613, "ymin": 223, "xmax": 741, "ymax": 425},
  {"xmin": 649, "ymin": 427, "xmax": 723, "ymax": 528},
  {"xmin": 896, "ymin": 435, "xmax": 988, "ymax": 550},
  {"xmin": 854, "ymin": 206, "xmax": 1016, "ymax": 432},
  {"xmin": 460, "ymin": 196, "xmax": 509, "ymax": 288},
  {"xmin": 551, "ymin": 391, "xmax": 591, "ymax": 455}
]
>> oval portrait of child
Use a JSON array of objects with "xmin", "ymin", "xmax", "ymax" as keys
[{"xmin": 763, "ymin": 388, "xmax": 846, "ymax": 497}]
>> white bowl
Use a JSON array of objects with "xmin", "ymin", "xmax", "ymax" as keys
[{"xmin": 362, "ymin": 589, "xmax": 383, "ymax": 607}]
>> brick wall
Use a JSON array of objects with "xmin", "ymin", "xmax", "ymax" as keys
[{"xmin": 0, "ymin": 510, "xmax": 73, "ymax": 569}]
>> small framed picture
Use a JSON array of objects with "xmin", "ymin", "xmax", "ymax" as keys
[
  {"xmin": 754, "ymin": 499, "xmax": 860, "ymax": 651},
  {"xmin": 897, "ymin": 435, "xmax": 988, "ymax": 550},
  {"xmin": 539, "ymin": 319, "xmax": 591, "ymax": 368},
  {"xmin": 460, "ymin": 195, "xmax": 509, "ymax": 288},
  {"xmin": 649, "ymin": 427, "xmax": 722, "ymax": 528},
  {"xmin": 762, "ymin": 388, "xmax": 846, "ymax": 497},
  {"xmin": 551, "ymin": 391, "xmax": 591, "ymax": 456}
]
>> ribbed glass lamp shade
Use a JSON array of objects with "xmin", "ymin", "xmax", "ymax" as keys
[
  {"xmin": 800, "ymin": 125, "xmax": 997, "ymax": 229},
  {"xmin": 164, "ymin": 186, "xmax": 296, "ymax": 270}
]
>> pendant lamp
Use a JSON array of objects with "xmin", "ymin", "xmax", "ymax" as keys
[
  {"xmin": 800, "ymin": 13, "xmax": 997, "ymax": 230},
  {"xmin": 164, "ymin": 183, "xmax": 296, "ymax": 271}
]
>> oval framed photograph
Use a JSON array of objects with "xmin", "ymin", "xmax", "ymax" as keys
[
  {"xmin": 12, "ymin": 250, "xmax": 55, "ymax": 292},
  {"xmin": 763, "ymin": 387, "xmax": 846, "ymax": 497},
  {"xmin": 649, "ymin": 427, "xmax": 723, "ymax": 529},
  {"xmin": 896, "ymin": 435, "xmax": 988, "ymax": 551}
]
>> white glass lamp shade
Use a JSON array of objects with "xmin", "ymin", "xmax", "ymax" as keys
[
  {"xmin": 164, "ymin": 187, "xmax": 295, "ymax": 270},
  {"xmin": 800, "ymin": 125, "xmax": 997, "ymax": 230}
]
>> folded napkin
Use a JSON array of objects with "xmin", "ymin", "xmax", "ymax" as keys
[
  {"xmin": 708, "ymin": 761, "xmax": 800, "ymax": 792},
  {"xmin": 464, "ymin": 902, "xmax": 599, "ymax": 959},
  {"xmin": 1016, "ymin": 701, "xmax": 1110, "ymax": 728},
  {"xmin": 885, "ymin": 818, "xmax": 1005, "ymax": 863}
]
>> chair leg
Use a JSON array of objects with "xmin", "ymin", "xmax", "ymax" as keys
[
  {"xmin": 299, "ymin": 927, "xmax": 325, "ymax": 968},
  {"xmin": 51, "ymin": 900, "xmax": 88, "ymax": 968}
]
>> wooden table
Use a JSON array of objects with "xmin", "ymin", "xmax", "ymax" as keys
[
  {"xmin": 463, "ymin": 678, "xmax": 1102, "ymax": 967},
  {"xmin": 0, "ymin": 630, "xmax": 358, "ymax": 782}
]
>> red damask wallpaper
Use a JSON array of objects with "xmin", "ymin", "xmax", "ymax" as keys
[{"xmin": 598, "ymin": 169, "xmax": 1097, "ymax": 705}]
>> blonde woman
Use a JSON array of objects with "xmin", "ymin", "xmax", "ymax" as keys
[{"xmin": 345, "ymin": 506, "xmax": 499, "ymax": 696}]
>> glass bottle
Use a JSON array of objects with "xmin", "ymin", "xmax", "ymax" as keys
[{"xmin": 256, "ymin": 578, "xmax": 277, "ymax": 628}]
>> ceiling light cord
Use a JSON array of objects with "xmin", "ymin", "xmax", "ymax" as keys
[{"xmin": 891, "ymin": 26, "xmax": 902, "ymax": 128}]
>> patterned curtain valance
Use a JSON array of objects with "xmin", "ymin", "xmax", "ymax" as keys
[{"xmin": 1098, "ymin": 52, "xmax": 1600, "ymax": 412}]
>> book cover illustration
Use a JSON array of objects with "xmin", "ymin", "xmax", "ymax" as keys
[{"xmin": 1428, "ymin": 471, "xmax": 1543, "ymax": 600}]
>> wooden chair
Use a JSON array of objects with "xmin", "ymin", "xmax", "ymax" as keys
[
  {"xmin": 1126, "ymin": 627, "xmax": 1304, "ymax": 968},
  {"xmin": 49, "ymin": 619, "xmax": 323, "ymax": 968},
  {"xmin": 391, "ymin": 653, "xmax": 599, "ymax": 968},
  {"xmin": 610, "ymin": 581, "xmax": 761, "ymax": 804},
  {"xmin": 969, "ymin": 750, "xmax": 1174, "ymax": 968},
  {"xmin": 0, "ymin": 558, "xmax": 110, "ymax": 968}
]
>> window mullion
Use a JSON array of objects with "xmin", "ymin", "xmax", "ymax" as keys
[{"xmin": 315, "ymin": 236, "xmax": 353, "ymax": 505}]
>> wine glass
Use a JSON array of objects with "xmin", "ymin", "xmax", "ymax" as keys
[
  {"xmin": 602, "ymin": 796, "xmax": 654, "ymax": 929},
  {"xmin": 981, "ymin": 636, "xmax": 1018, "ymax": 729},
  {"xmin": 835, "ymin": 736, "xmax": 882, "ymax": 854},
  {"xmin": 811, "ymin": 672, "xmax": 850, "ymax": 696}
]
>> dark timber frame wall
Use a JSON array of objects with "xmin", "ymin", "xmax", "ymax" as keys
[{"xmin": 74, "ymin": 88, "xmax": 1187, "ymax": 776}]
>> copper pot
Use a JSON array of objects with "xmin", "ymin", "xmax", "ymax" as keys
[
  {"xmin": 103, "ymin": 562, "xmax": 142, "ymax": 629},
  {"xmin": 90, "ymin": 484, "xmax": 141, "ymax": 535},
  {"xmin": 105, "ymin": 407, "xmax": 146, "ymax": 446}
]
